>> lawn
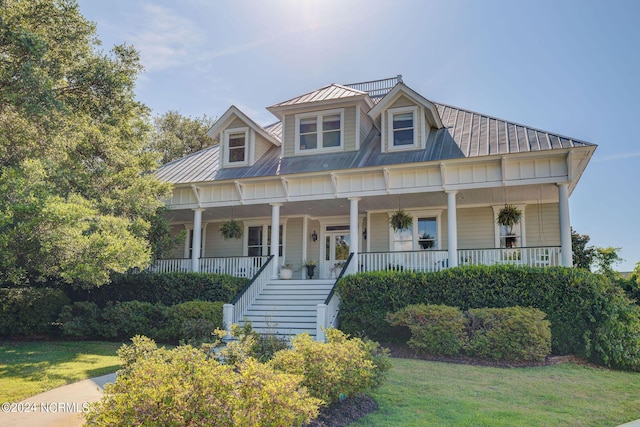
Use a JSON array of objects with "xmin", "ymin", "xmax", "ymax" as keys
[
  {"xmin": 0, "ymin": 341, "xmax": 123, "ymax": 402},
  {"xmin": 354, "ymin": 358, "xmax": 640, "ymax": 427}
]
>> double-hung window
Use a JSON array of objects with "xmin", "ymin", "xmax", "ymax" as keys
[
  {"xmin": 387, "ymin": 106, "xmax": 418, "ymax": 150},
  {"xmin": 295, "ymin": 109, "xmax": 344, "ymax": 153},
  {"xmin": 390, "ymin": 211, "xmax": 440, "ymax": 251},
  {"xmin": 223, "ymin": 127, "xmax": 249, "ymax": 166},
  {"xmin": 245, "ymin": 224, "xmax": 283, "ymax": 256}
]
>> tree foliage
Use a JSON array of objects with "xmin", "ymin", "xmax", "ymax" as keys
[
  {"xmin": 149, "ymin": 110, "xmax": 216, "ymax": 164},
  {"xmin": 572, "ymin": 227, "xmax": 595, "ymax": 269},
  {"xmin": 0, "ymin": 0, "xmax": 171, "ymax": 287}
]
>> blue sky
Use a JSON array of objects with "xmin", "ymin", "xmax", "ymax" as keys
[{"xmin": 78, "ymin": 0, "xmax": 640, "ymax": 271}]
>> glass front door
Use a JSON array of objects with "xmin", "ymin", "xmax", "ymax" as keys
[{"xmin": 324, "ymin": 229, "xmax": 350, "ymax": 278}]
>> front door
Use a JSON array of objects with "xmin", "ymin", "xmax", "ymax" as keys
[{"xmin": 324, "ymin": 227, "xmax": 350, "ymax": 278}]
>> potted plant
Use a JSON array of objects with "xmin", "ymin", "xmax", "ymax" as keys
[
  {"xmin": 496, "ymin": 205, "xmax": 522, "ymax": 248},
  {"xmin": 220, "ymin": 219, "xmax": 243, "ymax": 240},
  {"xmin": 389, "ymin": 208, "xmax": 412, "ymax": 231},
  {"xmin": 303, "ymin": 260, "xmax": 316, "ymax": 279},
  {"xmin": 280, "ymin": 263, "xmax": 293, "ymax": 280}
]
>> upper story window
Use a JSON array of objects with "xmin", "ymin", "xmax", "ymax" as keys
[
  {"xmin": 223, "ymin": 127, "xmax": 249, "ymax": 166},
  {"xmin": 295, "ymin": 109, "xmax": 344, "ymax": 153},
  {"xmin": 387, "ymin": 106, "xmax": 418, "ymax": 151}
]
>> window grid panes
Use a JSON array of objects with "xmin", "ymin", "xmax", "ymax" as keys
[
  {"xmin": 392, "ymin": 112, "xmax": 414, "ymax": 146},
  {"xmin": 393, "ymin": 225, "xmax": 413, "ymax": 251},
  {"xmin": 417, "ymin": 217, "xmax": 437, "ymax": 250},
  {"xmin": 228, "ymin": 133, "xmax": 246, "ymax": 162},
  {"xmin": 298, "ymin": 112, "xmax": 342, "ymax": 151},
  {"xmin": 247, "ymin": 226, "xmax": 263, "ymax": 256}
]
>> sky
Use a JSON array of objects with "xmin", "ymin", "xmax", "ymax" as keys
[{"xmin": 77, "ymin": 0, "xmax": 640, "ymax": 271}]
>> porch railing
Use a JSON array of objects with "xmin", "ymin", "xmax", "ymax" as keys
[
  {"xmin": 146, "ymin": 256, "xmax": 269, "ymax": 276},
  {"xmin": 359, "ymin": 250, "xmax": 449, "ymax": 273},
  {"xmin": 223, "ymin": 255, "xmax": 274, "ymax": 334},
  {"xmin": 457, "ymin": 247, "xmax": 561, "ymax": 268}
]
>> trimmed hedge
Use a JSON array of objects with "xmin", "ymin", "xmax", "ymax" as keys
[
  {"xmin": 337, "ymin": 265, "xmax": 640, "ymax": 370},
  {"xmin": 0, "ymin": 288, "xmax": 70, "ymax": 337},
  {"xmin": 63, "ymin": 272, "xmax": 249, "ymax": 306}
]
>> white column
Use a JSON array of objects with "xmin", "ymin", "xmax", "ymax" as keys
[
  {"xmin": 349, "ymin": 198, "xmax": 360, "ymax": 274},
  {"xmin": 270, "ymin": 203, "xmax": 282, "ymax": 278},
  {"xmin": 191, "ymin": 208, "xmax": 204, "ymax": 272},
  {"xmin": 558, "ymin": 183, "xmax": 572, "ymax": 267},
  {"xmin": 446, "ymin": 191, "xmax": 458, "ymax": 268}
]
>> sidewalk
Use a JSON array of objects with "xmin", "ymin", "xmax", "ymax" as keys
[{"xmin": 0, "ymin": 372, "xmax": 115, "ymax": 427}]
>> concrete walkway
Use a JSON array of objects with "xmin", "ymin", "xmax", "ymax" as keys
[{"xmin": 0, "ymin": 373, "xmax": 115, "ymax": 427}]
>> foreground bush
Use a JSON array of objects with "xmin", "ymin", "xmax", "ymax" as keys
[
  {"xmin": 387, "ymin": 304, "xmax": 467, "ymax": 356},
  {"xmin": 0, "ymin": 288, "xmax": 69, "ymax": 337},
  {"xmin": 467, "ymin": 306, "xmax": 551, "ymax": 362},
  {"xmin": 166, "ymin": 300, "xmax": 224, "ymax": 344},
  {"xmin": 337, "ymin": 266, "xmax": 640, "ymax": 369},
  {"xmin": 86, "ymin": 337, "xmax": 321, "ymax": 427},
  {"xmin": 269, "ymin": 329, "xmax": 390, "ymax": 404}
]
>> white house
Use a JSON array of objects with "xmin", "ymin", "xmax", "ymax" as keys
[{"xmin": 153, "ymin": 76, "xmax": 596, "ymax": 338}]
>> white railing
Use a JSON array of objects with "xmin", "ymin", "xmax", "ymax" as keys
[
  {"xmin": 358, "ymin": 250, "xmax": 449, "ymax": 273},
  {"xmin": 223, "ymin": 256, "xmax": 274, "ymax": 334},
  {"xmin": 146, "ymin": 256, "xmax": 269, "ymax": 277},
  {"xmin": 458, "ymin": 247, "xmax": 561, "ymax": 268},
  {"xmin": 146, "ymin": 258, "xmax": 191, "ymax": 273}
]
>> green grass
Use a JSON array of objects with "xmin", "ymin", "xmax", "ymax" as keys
[
  {"xmin": 354, "ymin": 358, "xmax": 640, "ymax": 426},
  {"xmin": 0, "ymin": 341, "xmax": 123, "ymax": 402}
]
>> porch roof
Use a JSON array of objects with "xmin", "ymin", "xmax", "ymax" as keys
[{"xmin": 155, "ymin": 102, "xmax": 595, "ymax": 186}]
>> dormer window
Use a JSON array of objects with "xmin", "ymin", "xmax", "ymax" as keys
[
  {"xmin": 295, "ymin": 109, "xmax": 344, "ymax": 154},
  {"xmin": 387, "ymin": 106, "xmax": 418, "ymax": 150},
  {"xmin": 223, "ymin": 127, "xmax": 249, "ymax": 166}
]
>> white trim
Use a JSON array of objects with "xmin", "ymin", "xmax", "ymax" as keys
[
  {"xmin": 223, "ymin": 127, "xmax": 250, "ymax": 167},
  {"xmin": 387, "ymin": 209, "xmax": 443, "ymax": 251},
  {"xmin": 294, "ymin": 108, "xmax": 345, "ymax": 155},
  {"xmin": 386, "ymin": 106, "xmax": 419, "ymax": 152},
  {"xmin": 492, "ymin": 204, "xmax": 527, "ymax": 248},
  {"xmin": 355, "ymin": 107, "xmax": 361, "ymax": 151}
]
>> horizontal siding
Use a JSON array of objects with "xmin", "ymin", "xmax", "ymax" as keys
[
  {"xmin": 205, "ymin": 221, "xmax": 243, "ymax": 257},
  {"xmin": 169, "ymin": 225, "xmax": 187, "ymax": 258},
  {"xmin": 525, "ymin": 203, "xmax": 560, "ymax": 247},
  {"xmin": 457, "ymin": 207, "xmax": 495, "ymax": 249},
  {"xmin": 284, "ymin": 217, "xmax": 303, "ymax": 276},
  {"xmin": 369, "ymin": 213, "xmax": 389, "ymax": 252}
]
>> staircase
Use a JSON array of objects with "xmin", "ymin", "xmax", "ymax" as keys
[{"xmin": 239, "ymin": 279, "xmax": 335, "ymax": 338}]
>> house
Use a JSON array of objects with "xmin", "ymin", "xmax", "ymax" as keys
[{"xmin": 153, "ymin": 75, "xmax": 596, "ymax": 338}]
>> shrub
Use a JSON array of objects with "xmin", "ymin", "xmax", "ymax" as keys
[
  {"xmin": 337, "ymin": 266, "xmax": 640, "ymax": 369},
  {"xmin": 87, "ymin": 339, "xmax": 321, "ymax": 426},
  {"xmin": 100, "ymin": 301, "xmax": 168, "ymax": 340},
  {"xmin": 467, "ymin": 306, "xmax": 551, "ymax": 362},
  {"xmin": 0, "ymin": 287, "xmax": 70, "ymax": 337},
  {"xmin": 165, "ymin": 300, "xmax": 224, "ymax": 344},
  {"xmin": 65, "ymin": 272, "xmax": 248, "ymax": 306},
  {"xmin": 58, "ymin": 301, "xmax": 102, "ymax": 339},
  {"xmin": 387, "ymin": 304, "xmax": 468, "ymax": 356},
  {"xmin": 269, "ymin": 328, "xmax": 389, "ymax": 404}
]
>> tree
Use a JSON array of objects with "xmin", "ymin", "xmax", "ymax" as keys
[
  {"xmin": 148, "ymin": 111, "xmax": 216, "ymax": 164},
  {"xmin": 571, "ymin": 228, "xmax": 595, "ymax": 269},
  {"xmin": 592, "ymin": 247, "xmax": 624, "ymax": 278},
  {"xmin": 0, "ymin": 0, "xmax": 171, "ymax": 287}
]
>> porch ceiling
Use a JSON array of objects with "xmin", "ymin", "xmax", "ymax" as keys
[{"xmin": 165, "ymin": 183, "xmax": 559, "ymax": 223}]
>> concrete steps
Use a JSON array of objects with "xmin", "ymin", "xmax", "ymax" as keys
[{"xmin": 239, "ymin": 280, "xmax": 334, "ymax": 337}]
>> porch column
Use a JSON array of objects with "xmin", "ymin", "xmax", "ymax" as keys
[
  {"xmin": 349, "ymin": 198, "xmax": 360, "ymax": 274},
  {"xmin": 446, "ymin": 191, "xmax": 458, "ymax": 268},
  {"xmin": 270, "ymin": 203, "xmax": 282, "ymax": 278},
  {"xmin": 191, "ymin": 208, "xmax": 204, "ymax": 273},
  {"xmin": 558, "ymin": 183, "xmax": 573, "ymax": 267}
]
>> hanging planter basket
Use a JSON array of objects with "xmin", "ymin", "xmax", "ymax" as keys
[
  {"xmin": 389, "ymin": 209, "xmax": 413, "ymax": 231},
  {"xmin": 220, "ymin": 219, "xmax": 243, "ymax": 240},
  {"xmin": 496, "ymin": 205, "xmax": 522, "ymax": 234}
]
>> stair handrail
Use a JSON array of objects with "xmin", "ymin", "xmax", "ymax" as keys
[
  {"xmin": 224, "ymin": 255, "xmax": 274, "ymax": 333},
  {"xmin": 317, "ymin": 252, "xmax": 354, "ymax": 341}
]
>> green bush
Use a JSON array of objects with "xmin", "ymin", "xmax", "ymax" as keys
[
  {"xmin": 0, "ymin": 287, "xmax": 70, "ymax": 337},
  {"xmin": 467, "ymin": 306, "xmax": 551, "ymax": 362},
  {"xmin": 58, "ymin": 301, "xmax": 102, "ymax": 339},
  {"xmin": 268, "ymin": 328, "xmax": 390, "ymax": 404},
  {"xmin": 165, "ymin": 300, "xmax": 224, "ymax": 344},
  {"xmin": 87, "ymin": 338, "xmax": 321, "ymax": 426},
  {"xmin": 64, "ymin": 272, "xmax": 248, "ymax": 306},
  {"xmin": 387, "ymin": 304, "xmax": 468, "ymax": 356},
  {"xmin": 100, "ymin": 301, "xmax": 168, "ymax": 340},
  {"xmin": 337, "ymin": 265, "xmax": 640, "ymax": 369}
]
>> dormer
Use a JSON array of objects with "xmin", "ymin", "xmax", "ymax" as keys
[
  {"xmin": 267, "ymin": 84, "xmax": 375, "ymax": 157},
  {"xmin": 367, "ymin": 83, "xmax": 444, "ymax": 153},
  {"xmin": 207, "ymin": 106, "xmax": 281, "ymax": 168}
]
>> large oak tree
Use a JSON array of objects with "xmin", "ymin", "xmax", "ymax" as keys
[{"xmin": 0, "ymin": 0, "xmax": 171, "ymax": 287}]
